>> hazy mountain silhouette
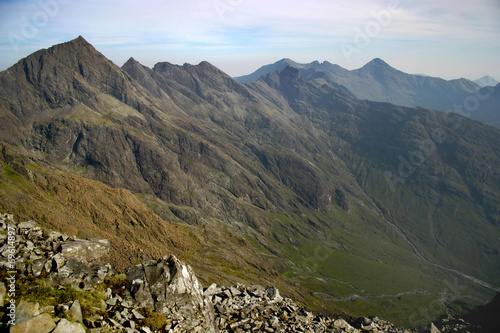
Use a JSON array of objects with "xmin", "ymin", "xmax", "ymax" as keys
[{"xmin": 236, "ymin": 58, "xmax": 500, "ymax": 128}]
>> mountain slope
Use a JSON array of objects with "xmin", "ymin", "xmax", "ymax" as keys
[
  {"xmin": 0, "ymin": 141, "xmax": 309, "ymax": 299},
  {"xmin": 1, "ymin": 37, "xmax": 499, "ymax": 328},
  {"xmin": 469, "ymin": 84, "xmax": 500, "ymax": 128},
  {"xmin": 248, "ymin": 66, "xmax": 500, "ymax": 284}
]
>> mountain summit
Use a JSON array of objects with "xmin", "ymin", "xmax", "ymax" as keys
[
  {"xmin": 359, "ymin": 57, "xmax": 391, "ymax": 69},
  {"xmin": 474, "ymin": 75, "xmax": 499, "ymax": 87}
]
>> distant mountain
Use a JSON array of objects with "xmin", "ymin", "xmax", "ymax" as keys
[
  {"xmin": 236, "ymin": 58, "xmax": 481, "ymax": 112},
  {"xmin": 1, "ymin": 37, "xmax": 500, "ymax": 328},
  {"xmin": 474, "ymin": 75, "xmax": 499, "ymax": 87},
  {"xmin": 234, "ymin": 58, "xmax": 309, "ymax": 84}
]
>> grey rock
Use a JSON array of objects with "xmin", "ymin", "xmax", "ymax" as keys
[
  {"xmin": 68, "ymin": 300, "xmax": 83, "ymax": 323},
  {"xmin": 56, "ymin": 302, "xmax": 72, "ymax": 313},
  {"xmin": 15, "ymin": 300, "xmax": 40, "ymax": 324},
  {"xmin": 125, "ymin": 319, "xmax": 136, "ymax": 329},
  {"xmin": 25, "ymin": 240, "xmax": 34, "ymax": 251},
  {"xmin": 44, "ymin": 259, "xmax": 53, "ymax": 273},
  {"xmin": 248, "ymin": 284, "xmax": 266, "ymax": 297},
  {"xmin": 39, "ymin": 305, "xmax": 55, "ymax": 314},
  {"xmin": 131, "ymin": 309, "xmax": 145, "ymax": 320},
  {"xmin": 108, "ymin": 318, "xmax": 123, "ymax": 328},
  {"xmin": 9, "ymin": 313, "xmax": 56, "ymax": 333},
  {"xmin": 45, "ymin": 230, "xmax": 64, "ymax": 242},
  {"xmin": 124, "ymin": 255, "xmax": 216, "ymax": 333},
  {"xmin": 17, "ymin": 221, "xmax": 37, "ymax": 231},
  {"xmin": 106, "ymin": 297, "xmax": 117, "ymax": 306},
  {"xmin": 105, "ymin": 287, "xmax": 113, "ymax": 299},
  {"xmin": 52, "ymin": 318, "xmax": 86, "ymax": 333},
  {"xmin": 28, "ymin": 253, "xmax": 42, "ymax": 261},
  {"xmin": 230, "ymin": 286, "xmax": 241, "ymax": 297},
  {"xmin": 31, "ymin": 259, "xmax": 45, "ymax": 277},
  {"xmin": 203, "ymin": 282, "xmax": 219, "ymax": 297},
  {"xmin": 52, "ymin": 253, "xmax": 66, "ymax": 270},
  {"xmin": 266, "ymin": 286, "xmax": 282, "ymax": 302},
  {"xmin": 333, "ymin": 318, "xmax": 353, "ymax": 330},
  {"xmin": 59, "ymin": 239, "xmax": 109, "ymax": 264},
  {"xmin": 83, "ymin": 314, "xmax": 104, "ymax": 328}
]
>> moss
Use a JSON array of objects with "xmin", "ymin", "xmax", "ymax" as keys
[
  {"xmin": 98, "ymin": 274, "xmax": 130, "ymax": 298},
  {"xmin": 136, "ymin": 307, "xmax": 169, "ymax": 331}
]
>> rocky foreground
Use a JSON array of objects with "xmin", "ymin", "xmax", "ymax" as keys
[{"xmin": 0, "ymin": 213, "xmax": 423, "ymax": 332}]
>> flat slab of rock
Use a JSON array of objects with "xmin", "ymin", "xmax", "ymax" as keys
[
  {"xmin": 59, "ymin": 239, "xmax": 109, "ymax": 264},
  {"xmin": 52, "ymin": 318, "xmax": 86, "ymax": 333},
  {"xmin": 15, "ymin": 301, "xmax": 40, "ymax": 324},
  {"xmin": 10, "ymin": 313, "xmax": 56, "ymax": 333}
]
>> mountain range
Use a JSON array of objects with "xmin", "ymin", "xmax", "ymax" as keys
[
  {"xmin": 1, "ymin": 36, "xmax": 499, "ymax": 329},
  {"xmin": 235, "ymin": 58, "xmax": 500, "ymax": 128}
]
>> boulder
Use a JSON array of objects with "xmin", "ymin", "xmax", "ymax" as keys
[
  {"xmin": 59, "ymin": 239, "xmax": 109, "ymax": 264},
  {"xmin": 68, "ymin": 300, "xmax": 83, "ymax": 323},
  {"xmin": 266, "ymin": 286, "xmax": 282, "ymax": 302},
  {"xmin": 52, "ymin": 318, "xmax": 86, "ymax": 333},
  {"xmin": 124, "ymin": 255, "xmax": 217, "ymax": 333},
  {"xmin": 9, "ymin": 313, "xmax": 56, "ymax": 333},
  {"xmin": 15, "ymin": 301, "xmax": 40, "ymax": 324}
]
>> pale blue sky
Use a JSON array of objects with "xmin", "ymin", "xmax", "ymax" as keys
[{"xmin": 0, "ymin": 0, "xmax": 499, "ymax": 80}]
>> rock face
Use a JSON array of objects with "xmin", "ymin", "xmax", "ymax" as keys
[{"xmin": 124, "ymin": 256, "xmax": 217, "ymax": 333}]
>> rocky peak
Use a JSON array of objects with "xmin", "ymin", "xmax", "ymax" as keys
[
  {"xmin": 356, "ymin": 58, "xmax": 398, "ymax": 79},
  {"xmin": 362, "ymin": 58, "xmax": 390, "ymax": 69},
  {"xmin": 122, "ymin": 57, "xmax": 140, "ymax": 69}
]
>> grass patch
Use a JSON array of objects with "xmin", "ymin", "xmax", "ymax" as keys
[{"xmin": 10, "ymin": 273, "xmax": 106, "ymax": 317}]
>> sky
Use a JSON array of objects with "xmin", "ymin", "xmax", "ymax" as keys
[{"xmin": 0, "ymin": 0, "xmax": 499, "ymax": 81}]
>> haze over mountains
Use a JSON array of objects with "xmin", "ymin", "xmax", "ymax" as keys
[
  {"xmin": 1, "ymin": 36, "xmax": 499, "ymax": 329},
  {"xmin": 236, "ymin": 58, "xmax": 500, "ymax": 128}
]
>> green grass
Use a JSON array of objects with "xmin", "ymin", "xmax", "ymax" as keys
[{"xmin": 8, "ymin": 273, "xmax": 106, "ymax": 318}]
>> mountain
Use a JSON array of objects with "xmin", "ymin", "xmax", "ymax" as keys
[
  {"xmin": 236, "ymin": 58, "xmax": 485, "ymax": 118},
  {"xmin": 1, "ymin": 37, "xmax": 500, "ymax": 328},
  {"xmin": 234, "ymin": 58, "xmax": 309, "ymax": 84},
  {"xmin": 474, "ymin": 75, "xmax": 499, "ymax": 87}
]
